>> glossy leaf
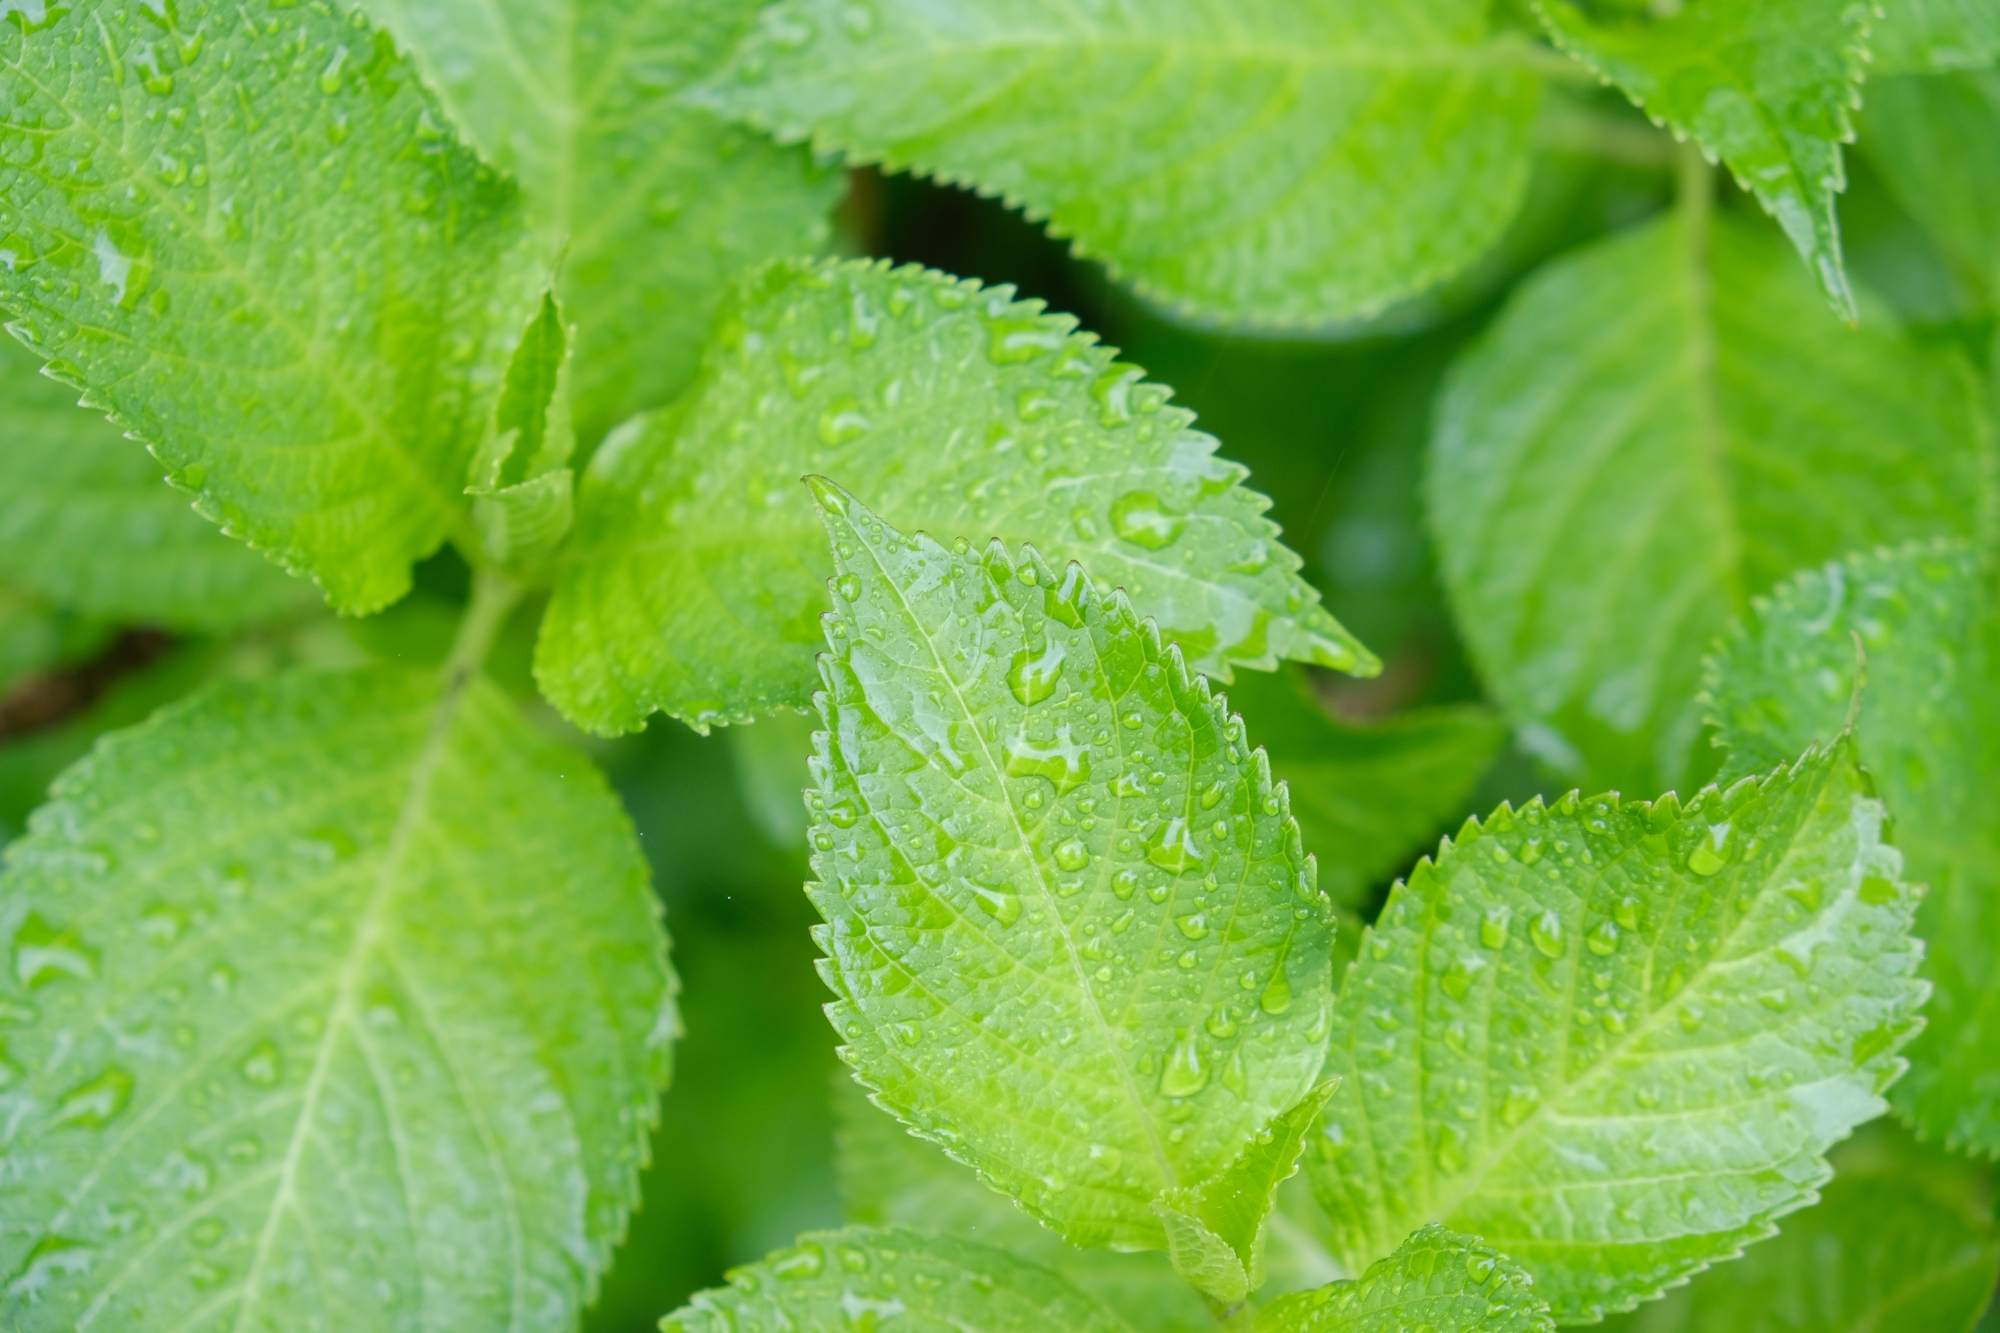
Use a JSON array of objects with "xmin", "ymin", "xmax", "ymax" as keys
[
  {"xmin": 0, "ymin": 0, "xmax": 545, "ymax": 613},
  {"xmin": 1861, "ymin": 70, "xmax": 2000, "ymax": 307},
  {"xmin": 1224, "ymin": 668, "xmax": 1508, "ymax": 910},
  {"xmin": 1704, "ymin": 541, "xmax": 2000, "ymax": 1155},
  {"xmin": 1256, "ymin": 1226, "xmax": 1553, "ymax": 1333},
  {"xmin": 0, "ymin": 667, "xmax": 675, "ymax": 1328},
  {"xmin": 660, "ymin": 1226, "xmax": 1132, "ymax": 1333},
  {"xmin": 1607, "ymin": 1123, "xmax": 2000, "ymax": 1332},
  {"xmin": 355, "ymin": 0, "xmax": 841, "ymax": 443},
  {"xmin": 1307, "ymin": 742, "xmax": 1926, "ymax": 1322},
  {"xmin": 805, "ymin": 482, "xmax": 1339, "ymax": 1252},
  {"xmin": 1428, "ymin": 212, "xmax": 1991, "ymax": 795},
  {"xmin": 539, "ymin": 259, "xmax": 1373, "ymax": 733},
  {"xmin": 1534, "ymin": 0, "xmax": 1868, "ymax": 315},
  {"xmin": 833, "ymin": 1076, "xmax": 1213, "ymax": 1332},
  {"xmin": 694, "ymin": 0, "xmax": 1544, "ymax": 326},
  {"xmin": 0, "ymin": 339, "xmax": 309, "ymax": 630}
]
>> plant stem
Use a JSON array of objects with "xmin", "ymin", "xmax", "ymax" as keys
[
  {"xmin": 442, "ymin": 566, "xmax": 524, "ymax": 688},
  {"xmin": 1535, "ymin": 104, "xmax": 1677, "ymax": 166}
]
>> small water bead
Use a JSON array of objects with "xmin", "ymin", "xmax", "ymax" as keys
[
  {"xmin": 1177, "ymin": 913, "xmax": 1208, "ymax": 940},
  {"xmin": 1160, "ymin": 1034, "xmax": 1208, "ymax": 1096},
  {"xmin": 1480, "ymin": 905, "xmax": 1511, "ymax": 950},
  {"xmin": 834, "ymin": 572, "xmax": 861, "ymax": 602},
  {"xmin": 1615, "ymin": 895, "xmax": 1644, "ymax": 930},
  {"xmin": 1022, "ymin": 789, "xmax": 1043, "ymax": 810},
  {"xmin": 1529, "ymin": 911, "xmax": 1565, "ymax": 959},
  {"xmin": 1053, "ymin": 839, "xmax": 1089, "ymax": 871},
  {"xmin": 1112, "ymin": 870, "xmax": 1138, "ymax": 900},
  {"xmin": 53, "ymin": 1065, "xmax": 134, "ymax": 1127},
  {"xmin": 1586, "ymin": 921, "xmax": 1620, "ymax": 956}
]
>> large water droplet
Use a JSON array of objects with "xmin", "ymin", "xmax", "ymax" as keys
[
  {"xmin": 1160, "ymin": 1034, "xmax": 1208, "ymax": 1097},
  {"xmin": 1433, "ymin": 1124, "xmax": 1467, "ymax": 1173},
  {"xmin": 1053, "ymin": 839, "xmax": 1089, "ymax": 872},
  {"xmin": 240, "ymin": 1040, "xmax": 280, "ymax": 1086},
  {"xmin": 1004, "ymin": 724, "xmax": 1090, "ymax": 795},
  {"xmin": 771, "ymin": 1241, "xmax": 825, "ymax": 1279},
  {"xmin": 1110, "ymin": 491, "xmax": 1186, "ymax": 551},
  {"xmin": 53, "ymin": 1065, "xmax": 134, "ymax": 1127},
  {"xmin": 1480, "ymin": 905, "xmax": 1511, "ymax": 950},
  {"xmin": 1586, "ymin": 921, "xmax": 1620, "ymax": 956},
  {"xmin": 13, "ymin": 913, "xmax": 98, "ymax": 987},
  {"xmin": 1177, "ymin": 912, "xmax": 1208, "ymax": 941},
  {"xmin": 1440, "ymin": 953, "xmax": 1486, "ymax": 1001},
  {"xmin": 1529, "ymin": 911, "xmax": 1565, "ymax": 959},
  {"xmin": 1006, "ymin": 641, "xmax": 1066, "ymax": 706},
  {"xmin": 985, "ymin": 317, "xmax": 1062, "ymax": 364},
  {"xmin": 1145, "ymin": 818, "xmax": 1204, "ymax": 874},
  {"xmin": 5, "ymin": 1235, "xmax": 94, "ymax": 1301},
  {"xmin": 1259, "ymin": 960, "xmax": 1292, "ymax": 1015},
  {"xmin": 969, "ymin": 882, "xmax": 1021, "ymax": 928},
  {"xmin": 817, "ymin": 395, "xmax": 869, "ymax": 447},
  {"xmin": 1500, "ymin": 1084, "xmax": 1540, "ymax": 1126}
]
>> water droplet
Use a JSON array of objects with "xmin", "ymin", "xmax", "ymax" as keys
[
  {"xmin": 834, "ymin": 572, "xmax": 861, "ymax": 602},
  {"xmin": 240, "ymin": 1040, "xmax": 280, "ymax": 1086},
  {"xmin": 1688, "ymin": 844, "xmax": 1726, "ymax": 877},
  {"xmin": 970, "ymin": 882, "xmax": 1021, "ymax": 927},
  {"xmin": 1177, "ymin": 912, "xmax": 1208, "ymax": 940},
  {"xmin": 1500, "ymin": 1085, "xmax": 1540, "ymax": 1125},
  {"xmin": 772, "ymin": 1241, "xmax": 825, "ymax": 1279},
  {"xmin": 817, "ymin": 395, "xmax": 869, "ymax": 447},
  {"xmin": 1091, "ymin": 365, "xmax": 1143, "ymax": 426},
  {"xmin": 1112, "ymin": 870, "xmax": 1138, "ymax": 900},
  {"xmin": 318, "ymin": 44, "xmax": 348, "ymax": 94},
  {"xmin": 1529, "ymin": 911, "xmax": 1565, "ymax": 959},
  {"xmin": 1586, "ymin": 921, "xmax": 1620, "ymax": 956},
  {"xmin": 53, "ymin": 1065, "xmax": 134, "ymax": 1127},
  {"xmin": 6, "ymin": 1236, "xmax": 94, "ymax": 1300},
  {"xmin": 1053, "ymin": 839, "xmax": 1089, "ymax": 872},
  {"xmin": 1260, "ymin": 960, "xmax": 1292, "ymax": 1015},
  {"xmin": 1480, "ymin": 905, "xmax": 1511, "ymax": 950},
  {"xmin": 827, "ymin": 803, "xmax": 858, "ymax": 829},
  {"xmin": 1160, "ymin": 1034, "xmax": 1208, "ymax": 1097},
  {"xmin": 13, "ymin": 913, "xmax": 98, "ymax": 987},
  {"xmin": 1434, "ymin": 1124, "xmax": 1467, "ymax": 1173},
  {"xmin": 1004, "ymin": 724, "xmax": 1090, "ymax": 795},
  {"xmin": 1145, "ymin": 817, "xmax": 1204, "ymax": 874},
  {"xmin": 1110, "ymin": 491, "xmax": 1186, "ymax": 551},
  {"xmin": 1006, "ymin": 640, "xmax": 1066, "ymax": 706},
  {"xmin": 1205, "ymin": 1004, "xmax": 1238, "ymax": 1039},
  {"xmin": 1465, "ymin": 1252, "xmax": 1497, "ymax": 1285},
  {"xmin": 986, "ymin": 317, "xmax": 1062, "ymax": 364},
  {"xmin": 1614, "ymin": 896, "xmax": 1644, "ymax": 930},
  {"xmin": 1440, "ymin": 953, "xmax": 1486, "ymax": 1001},
  {"xmin": 190, "ymin": 1217, "xmax": 224, "ymax": 1249}
]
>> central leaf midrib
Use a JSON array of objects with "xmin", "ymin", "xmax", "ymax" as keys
[{"xmin": 849, "ymin": 522, "xmax": 1180, "ymax": 1196}]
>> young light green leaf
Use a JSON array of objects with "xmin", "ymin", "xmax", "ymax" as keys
[
  {"xmin": 1861, "ymin": 70, "xmax": 2000, "ymax": 308},
  {"xmin": 467, "ymin": 294, "xmax": 579, "ymax": 572},
  {"xmin": 661, "ymin": 1226, "xmax": 1133, "ymax": 1333},
  {"xmin": 1223, "ymin": 669, "xmax": 1507, "ymax": 910},
  {"xmin": 1155, "ymin": 1081, "xmax": 1338, "ymax": 1305},
  {"xmin": 805, "ymin": 482, "xmax": 1339, "ymax": 1252},
  {"xmin": 833, "ymin": 1076, "xmax": 1214, "ymax": 1332},
  {"xmin": 1704, "ymin": 542, "xmax": 2000, "ymax": 1155},
  {"xmin": 0, "ymin": 667, "xmax": 674, "ymax": 1328},
  {"xmin": 355, "ymin": 0, "xmax": 841, "ymax": 443},
  {"xmin": 0, "ymin": 0, "xmax": 545, "ymax": 613},
  {"xmin": 1427, "ymin": 212, "xmax": 1992, "ymax": 796},
  {"xmin": 539, "ymin": 259, "xmax": 1373, "ymax": 734},
  {"xmin": 1534, "ymin": 0, "xmax": 1867, "ymax": 315},
  {"xmin": 1606, "ymin": 1123, "xmax": 2000, "ymax": 1332},
  {"xmin": 1307, "ymin": 742, "xmax": 1927, "ymax": 1323},
  {"xmin": 1872, "ymin": 0, "xmax": 2000, "ymax": 74},
  {"xmin": 1257, "ymin": 1226, "xmax": 1553, "ymax": 1333},
  {"xmin": 693, "ymin": 0, "xmax": 1544, "ymax": 326},
  {"xmin": 0, "ymin": 339, "xmax": 310, "ymax": 631}
]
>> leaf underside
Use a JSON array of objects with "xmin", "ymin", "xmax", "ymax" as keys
[
  {"xmin": 0, "ymin": 668, "xmax": 675, "ymax": 1329},
  {"xmin": 1427, "ymin": 211, "xmax": 1992, "ymax": 795},
  {"xmin": 1705, "ymin": 541, "xmax": 2000, "ymax": 1156},
  {"xmin": 539, "ymin": 258, "xmax": 1373, "ymax": 734},
  {"xmin": 805, "ymin": 482, "xmax": 1339, "ymax": 1251},
  {"xmin": 695, "ymin": 0, "xmax": 1542, "ymax": 327},
  {"xmin": 1535, "ymin": 0, "xmax": 1868, "ymax": 316},
  {"xmin": 1308, "ymin": 741, "xmax": 1926, "ymax": 1323},
  {"xmin": 0, "ymin": 0, "xmax": 545, "ymax": 613}
]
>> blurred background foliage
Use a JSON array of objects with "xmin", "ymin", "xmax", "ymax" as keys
[{"xmin": 0, "ymin": 78, "xmax": 1993, "ymax": 1330}]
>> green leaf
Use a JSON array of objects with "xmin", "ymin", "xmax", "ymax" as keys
[
  {"xmin": 804, "ymin": 481, "xmax": 1339, "ymax": 1252},
  {"xmin": 0, "ymin": 666, "xmax": 675, "ymax": 1327},
  {"xmin": 1861, "ymin": 70, "xmax": 2000, "ymax": 308},
  {"xmin": 1427, "ymin": 211, "xmax": 1992, "ymax": 795},
  {"xmin": 1604, "ymin": 1123, "xmax": 2000, "ymax": 1332},
  {"xmin": 833, "ymin": 1076, "xmax": 1214, "ymax": 1332},
  {"xmin": 354, "ymin": 0, "xmax": 841, "ymax": 444},
  {"xmin": 1256, "ymin": 1226, "xmax": 1554, "ymax": 1333},
  {"xmin": 1224, "ymin": 668, "xmax": 1508, "ymax": 910},
  {"xmin": 693, "ymin": 0, "xmax": 1544, "ymax": 326},
  {"xmin": 0, "ymin": 0, "xmax": 545, "ymax": 614},
  {"xmin": 1155, "ymin": 1081, "xmax": 1338, "ymax": 1305},
  {"xmin": 538, "ymin": 259, "xmax": 1374, "ymax": 734},
  {"xmin": 1703, "ymin": 541, "xmax": 2000, "ymax": 1155},
  {"xmin": 0, "ymin": 586, "xmax": 110, "ymax": 697},
  {"xmin": 0, "ymin": 338, "xmax": 310, "ymax": 630},
  {"xmin": 1534, "ymin": 0, "xmax": 1868, "ymax": 316},
  {"xmin": 1872, "ymin": 0, "xmax": 2000, "ymax": 74},
  {"xmin": 467, "ymin": 294, "xmax": 579, "ymax": 573},
  {"xmin": 660, "ymin": 1225, "xmax": 1133, "ymax": 1333},
  {"xmin": 1306, "ymin": 741, "xmax": 1927, "ymax": 1323}
]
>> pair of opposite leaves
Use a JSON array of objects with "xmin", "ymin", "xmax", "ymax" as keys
[{"xmin": 0, "ymin": 481, "xmax": 1926, "ymax": 1330}]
